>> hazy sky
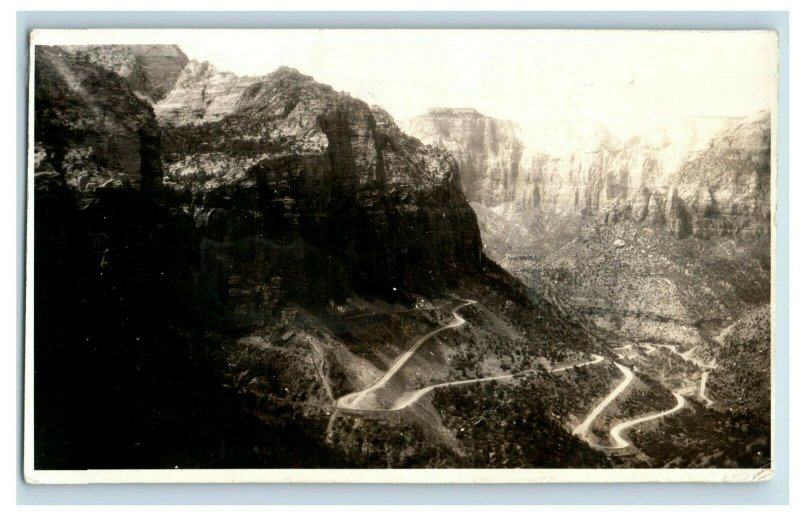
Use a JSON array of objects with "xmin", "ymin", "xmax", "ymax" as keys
[{"xmin": 42, "ymin": 29, "xmax": 778, "ymax": 137}]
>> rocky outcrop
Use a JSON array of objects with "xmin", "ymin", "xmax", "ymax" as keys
[
  {"xmin": 34, "ymin": 46, "xmax": 164, "ymax": 192},
  {"xmin": 403, "ymin": 109, "xmax": 769, "ymax": 241},
  {"xmin": 62, "ymin": 44, "xmax": 189, "ymax": 102},
  {"xmin": 36, "ymin": 47, "xmax": 484, "ymax": 306},
  {"xmin": 672, "ymin": 111, "xmax": 771, "ymax": 239},
  {"xmin": 154, "ymin": 60, "xmax": 262, "ymax": 125},
  {"xmin": 400, "ymin": 108, "xmax": 525, "ymax": 206},
  {"xmin": 160, "ymin": 67, "xmax": 483, "ymax": 308},
  {"xmin": 33, "ymin": 46, "xmax": 212, "ymax": 468}
]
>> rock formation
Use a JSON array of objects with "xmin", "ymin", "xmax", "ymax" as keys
[
  {"xmin": 157, "ymin": 66, "xmax": 484, "ymax": 305},
  {"xmin": 400, "ymin": 108, "xmax": 525, "ymax": 206},
  {"xmin": 33, "ymin": 44, "xmax": 488, "ymax": 468},
  {"xmin": 32, "ymin": 43, "xmax": 770, "ymax": 471},
  {"xmin": 402, "ymin": 108, "xmax": 770, "ymax": 241},
  {"xmin": 34, "ymin": 46, "xmax": 164, "ymax": 192},
  {"xmin": 154, "ymin": 60, "xmax": 262, "ymax": 125},
  {"xmin": 672, "ymin": 111, "xmax": 771, "ymax": 239},
  {"xmin": 63, "ymin": 44, "xmax": 189, "ymax": 102},
  {"xmin": 37, "ymin": 46, "xmax": 485, "ymax": 308}
]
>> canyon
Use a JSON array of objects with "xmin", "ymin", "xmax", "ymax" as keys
[
  {"xmin": 32, "ymin": 44, "xmax": 771, "ymax": 471},
  {"xmin": 403, "ymin": 106, "xmax": 771, "ymax": 351}
]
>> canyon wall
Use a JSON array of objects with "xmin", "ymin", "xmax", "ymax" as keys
[{"xmin": 402, "ymin": 108, "xmax": 770, "ymax": 241}]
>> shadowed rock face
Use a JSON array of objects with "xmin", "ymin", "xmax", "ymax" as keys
[
  {"xmin": 34, "ymin": 46, "xmax": 164, "ymax": 193},
  {"xmin": 403, "ymin": 109, "xmax": 770, "ymax": 241},
  {"xmin": 158, "ymin": 66, "xmax": 484, "ymax": 305},
  {"xmin": 62, "ymin": 44, "xmax": 189, "ymax": 102},
  {"xmin": 33, "ymin": 46, "xmax": 208, "ymax": 469},
  {"xmin": 35, "ymin": 46, "xmax": 485, "ymax": 310}
]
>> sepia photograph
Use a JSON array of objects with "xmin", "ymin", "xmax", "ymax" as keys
[{"xmin": 24, "ymin": 28, "xmax": 777, "ymax": 483}]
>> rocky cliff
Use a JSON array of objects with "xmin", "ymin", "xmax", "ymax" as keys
[
  {"xmin": 32, "ymin": 45, "xmax": 484, "ymax": 468},
  {"xmin": 33, "ymin": 44, "xmax": 770, "ymax": 471},
  {"xmin": 157, "ymin": 66, "xmax": 484, "ymax": 306},
  {"xmin": 404, "ymin": 106, "xmax": 772, "ymax": 360},
  {"xmin": 62, "ymin": 44, "xmax": 189, "ymax": 103},
  {"xmin": 37, "ymin": 46, "xmax": 484, "ymax": 307},
  {"xmin": 402, "ymin": 109, "xmax": 770, "ymax": 242},
  {"xmin": 154, "ymin": 60, "xmax": 263, "ymax": 125},
  {"xmin": 400, "ymin": 108, "xmax": 525, "ymax": 206},
  {"xmin": 33, "ymin": 45, "xmax": 212, "ymax": 468},
  {"xmin": 34, "ymin": 46, "xmax": 165, "ymax": 193}
]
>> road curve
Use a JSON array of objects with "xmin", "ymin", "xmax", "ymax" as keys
[
  {"xmin": 606, "ymin": 391, "xmax": 686, "ymax": 449},
  {"xmin": 698, "ymin": 371, "xmax": 714, "ymax": 406},
  {"xmin": 572, "ymin": 362, "xmax": 634, "ymax": 440},
  {"xmin": 640, "ymin": 343, "xmax": 657, "ymax": 355},
  {"xmin": 338, "ymin": 299, "xmax": 476, "ymax": 410},
  {"xmin": 390, "ymin": 354, "xmax": 606, "ymax": 411},
  {"xmin": 550, "ymin": 354, "xmax": 605, "ymax": 372}
]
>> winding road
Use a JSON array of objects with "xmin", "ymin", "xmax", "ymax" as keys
[
  {"xmin": 653, "ymin": 344, "xmax": 717, "ymax": 407},
  {"xmin": 389, "ymin": 353, "xmax": 606, "ymax": 411},
  {"xmin": 640, "ymin": 343, "xmax": 657, "ymax": 355},
  {"xmin": 550, "ymin": 354, "xmax": 605, "ymax": 372},
  {"xmin": 329, "ymin": 296, "xmax": 693, "ymax": 453},
  {"xmin": 572, "ymin": 362, "xmax": 634, "ymax": 440},
  {"xmin": 606, "ymin": 392, "xmax": 686, "ymax": 448},
  {"xmin": 698, "ymin": 370, "xmax": 714, "ymax": 407},
  {"xmin": 337, "ymin": 299, "xmax": 477, "ymax": 410},
  {"xmin": 335, "ymin": 296, "xmax": 605, "ymax": 412}
]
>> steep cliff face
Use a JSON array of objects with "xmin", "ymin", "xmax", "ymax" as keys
[
  {"xmin": 400, "ymin": 108, "xmax": 525, "ymax": 206},
  {"xmin": 34, "ymin": 52, "xmax": 490, "ymax": 455},
  {"xmin": 34, "ymin": 46, "xmax": 164, "ymax": 193},
  {"xmin": 159, "ymin": 67, "xmax": 483, "ymax": 307},
  {"xmin": 404, "ymin": 106, "xmax": 771, "ymax": 359},
  {"xmin": 62, "ymin": 44, "xmax": 189, "ymax": 102},
  {"xmin": 33, "ymin": 46, "xmax": 214, "ymax": 468},
  {"xmin": 38, "ymin": 46, "xmax": 484, "ymax": 307},
  {"xmin": 594, "ymin": 112, "xmax": 771, "ymax": 240},
  {"xmin": 154, "ymin": 60, "xmax": 263, "ymax": 125},
  {"xmin": 673, "ymin": 112, "xmax": 771, "ymax": 239},
  {"xmin": 402, "ymin": 109, "xmax": 769, "ymax": 241}
]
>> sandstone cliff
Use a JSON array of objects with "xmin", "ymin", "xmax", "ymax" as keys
[
  {"xmin": 34, "ymin": 46, "xmax": 164, "ymax": 193},
  {"xmin": 62, "ymin": 44, "xmax": 189, "ymax": 102},
  {"xmin": 402, "ymin": 108, "xmax": 769, "ymax": 241},
  {"xmin": 36, "ymin": 47, "xmax": 485, "ymax": 305},
  {"xmin": 400, "ymin": 108, "xmax": 525, "ymax": 206},
  {"xmin": 154, "ymin": 60, "xmax": 263, "ymax": 125},
  {"xmin": 158, "ymin": 66, "xmax": 483, "ymax": 306}
]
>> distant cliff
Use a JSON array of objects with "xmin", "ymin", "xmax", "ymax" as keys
[
  {"xmin": 402, "ymin": 108, "xmax": 770, "ymax": 241},
  {"xmin": 400, "ymin": 108, "xmax": 525, "ymax": 206}
]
